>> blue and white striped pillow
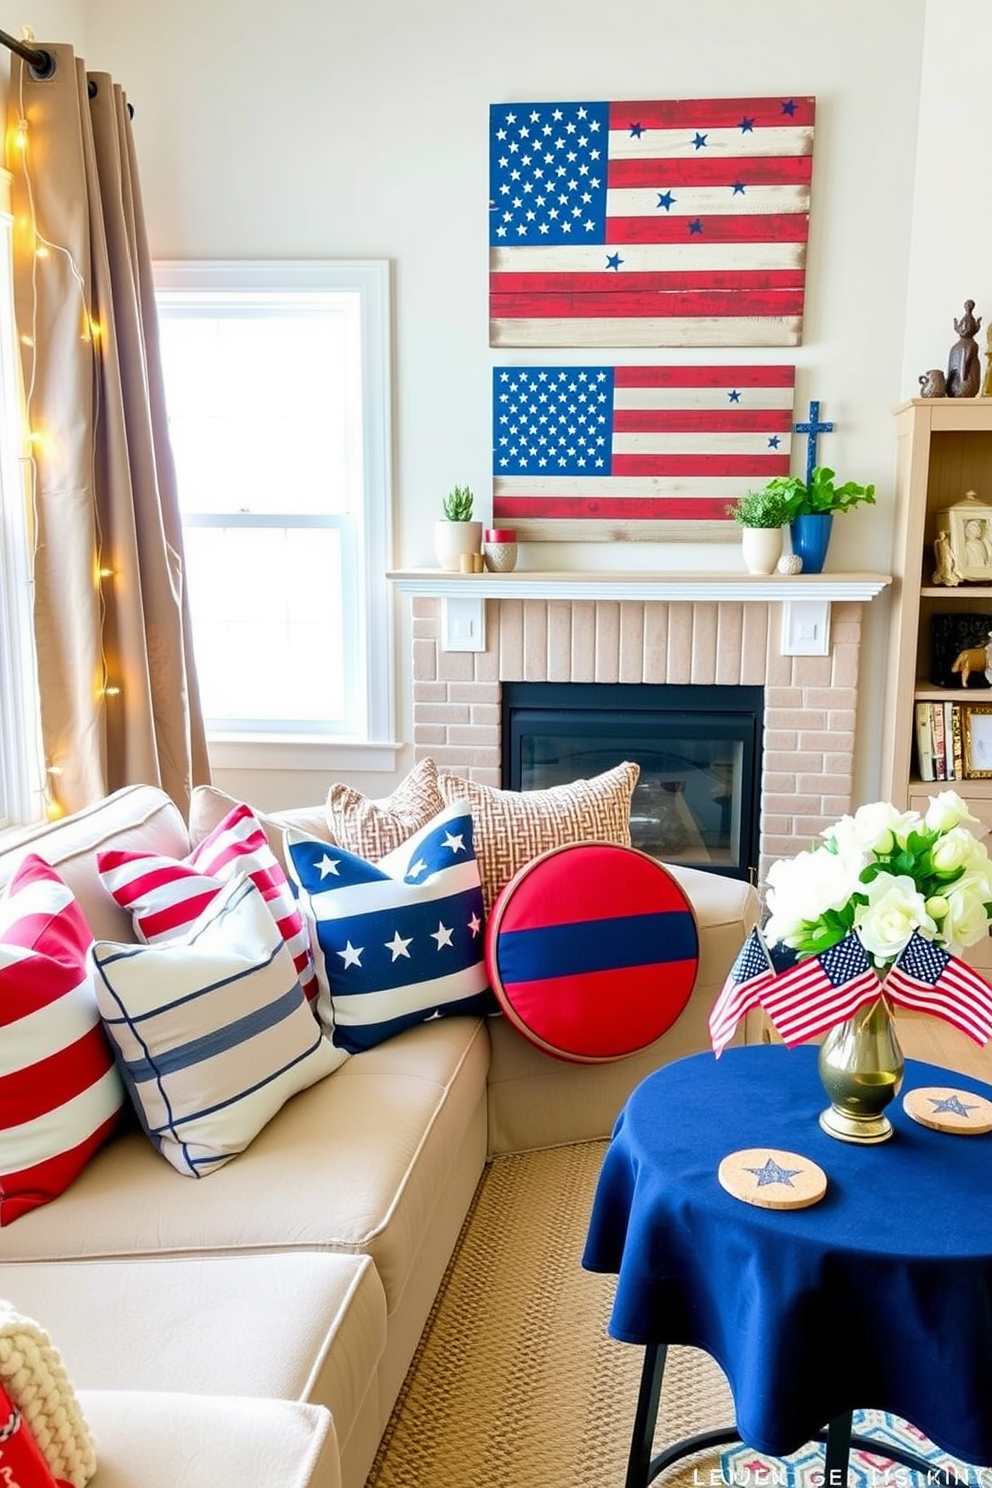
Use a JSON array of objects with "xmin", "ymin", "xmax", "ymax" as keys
[
  {"xmin": 285, "ymin": 800, "xmax": 496, "ymax": 1053},
  {"xmin": 89, "ymin": 874, "xmax": 346, "ymax": 1177}
]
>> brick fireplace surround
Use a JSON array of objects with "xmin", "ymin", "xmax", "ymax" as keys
[{"xmin": 407, "ymin": 593, "xmax": 872, "ymax": 892}]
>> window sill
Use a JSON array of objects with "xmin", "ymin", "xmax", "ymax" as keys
[{"xmin": 206, "ymin": 735, "xmax": 402, "ymax": 774}]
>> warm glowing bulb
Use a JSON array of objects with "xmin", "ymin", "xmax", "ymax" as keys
[
  {"xmin": 88, "ymin": 319, "xmax": 102, "ymax": 342},
  {"xmin": 46, "ymin": 763, "xmax": 63, "ymax": 778},
  {"xmin": 35, "ymin": 243, "xmax": 49, "ymax": 259},
  {"xmin": 19, "ymin": 333, "xmax": 33, "ymax": 347},
  {"xmin": 102, "ymin": 684, "xmax": 121, "ymax": 697},
  {"xmin": 98, "ymin": 566, "xmax": 115, "ymax": 579},
  {"xmin": 46, "ymin": 798, "xmax": 66, "ymax": 821},
  {"xmin": 13, "ymin": 121, "xmax": 27, "ymax": 151}
]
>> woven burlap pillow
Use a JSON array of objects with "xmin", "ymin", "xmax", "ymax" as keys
[
  {"xmin": 436, "ymin": 761, "xmax": 640, "ymax": 915},
  {"xmin": 325, "ymin": 756, "xmax": 445, "ymax": 859}
]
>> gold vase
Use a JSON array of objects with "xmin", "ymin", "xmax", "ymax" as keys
[{"xmin": 817, "ymin": 992, "xmax": 904, "ymax": 1144}]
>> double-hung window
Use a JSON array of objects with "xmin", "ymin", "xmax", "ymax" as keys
[{"xmin": 153, "ymin": 260, "xmax": 394, "ymax": 771}]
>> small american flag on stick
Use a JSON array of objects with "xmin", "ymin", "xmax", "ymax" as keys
[
  {"xmin": 492, "ymin": 363, "xmax": 795, "ymax": 538},
  {"xmin": 489, "ymin": 96, "xmax": 815, "ymax": 348},
  {"xmin": 758, "ymin": 931, "xmax": 880, "ymax": 1047},
  {"xmin": 709, "ymin": 927, "xmax": 778, "ymax": 1057},
  {"xmin": 884, "ymin": 930, "xmax": 992, "ymax": 1046}
]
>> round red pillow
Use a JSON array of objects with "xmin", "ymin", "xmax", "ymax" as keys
[{"xmin": 484, "ymin": 841, "xmax": 699, "ymax": 1063}]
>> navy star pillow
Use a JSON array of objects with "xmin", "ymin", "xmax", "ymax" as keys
[{"xmin": 284, "ymin": 799, "xmax": 495, "ymax": 1053}]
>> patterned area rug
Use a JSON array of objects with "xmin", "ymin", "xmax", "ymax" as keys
[{"xmin": 364, "ymin": 1141, "xmax": 977, "ymax": 1488}]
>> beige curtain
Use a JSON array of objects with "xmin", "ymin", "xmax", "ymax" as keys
[{"xmin": 5, "ymin": 44, "xmax": 209, "ymax": 817}]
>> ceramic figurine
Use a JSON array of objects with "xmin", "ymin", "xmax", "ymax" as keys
[
  {"xmin": 983, "ymin": 323, "xmax": 992, "ymax": 398},
  {"xmin": 918, "ymin": 369, "xmax": 946, "ymax": 398},
  {"xmin": 946, "ymin": 299, "xmax": 983, "ymax": 398},
  {"xmin": 932, "ymin": 529, "xmax": 961, "ymax": 586},
  {"xmin": 951, "ymin": 633, "xmax": 992, "ymax": 687}
]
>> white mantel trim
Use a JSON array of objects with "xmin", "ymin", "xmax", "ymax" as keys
[{"xmin": 387, "ymin": 569, "xmax": 891, "ymax": 602}]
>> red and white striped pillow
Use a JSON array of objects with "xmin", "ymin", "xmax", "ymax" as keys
[
  {"xmin": 0, "ymin": 854, "xmax": 125, "ymax": 1225},
  {"xmin": 96, "ymin": 801, "xmax": 318, "ymax": 1008}
]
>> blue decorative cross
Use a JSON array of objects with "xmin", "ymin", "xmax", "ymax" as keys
[{"xmin": 794, "ymin": 399, "xmax": 834, "ymax": 487}]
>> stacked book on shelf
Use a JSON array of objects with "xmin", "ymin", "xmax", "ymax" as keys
[{"xmin": 915, "ymin": 699, "xmax": 964, "ymax": 782}]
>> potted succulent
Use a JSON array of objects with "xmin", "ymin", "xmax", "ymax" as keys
[
  {"xmin": 435, "ymin": 485, "xmax": 483, "ymax": 571},
  {"xmin": 725, "ymin": 488, "xmax": 795, "ymax": 575},
  {"xmin": 758, "ymin": 466, "xmax": 876, "ymax": 574}
]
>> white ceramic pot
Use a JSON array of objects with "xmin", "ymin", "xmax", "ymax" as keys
[
  {"xmin": 434, "ymin": 519, "xmax": 483, "ymax": 571},
  {"xmin": 740, "ymin": 526, "xmax": 784, "ymax": 576}
]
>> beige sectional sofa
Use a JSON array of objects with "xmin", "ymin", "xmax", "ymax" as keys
[{"xmin": 0, "ymin": 783, "xmax": 760, "ymax": 1488}]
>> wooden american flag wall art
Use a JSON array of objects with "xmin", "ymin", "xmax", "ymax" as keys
[
  {"xmin": 489, "ymin": 96, "xmax": 815, "ymax": 348},
  {"xmin": 491, "ymin": 363, "xmax": 797, "ymax": 541}
]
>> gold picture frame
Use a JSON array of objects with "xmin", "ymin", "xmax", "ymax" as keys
[{"xmin": 962, "ymin": 703, "xmax": 992, "ymax": 777}]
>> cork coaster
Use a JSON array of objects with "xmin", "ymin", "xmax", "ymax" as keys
[
  {"xmin": 903, "ymin": 1086, "xmax": 992, "ymax": 1135},
  {"xmin": 717, "ymin": 1148, "xmax": 827, "ymax": 1210}
]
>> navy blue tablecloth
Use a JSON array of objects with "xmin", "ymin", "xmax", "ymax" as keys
[{"xmin": 582, "ymin": 1044, "xmax": 992, "ymax": 1464}]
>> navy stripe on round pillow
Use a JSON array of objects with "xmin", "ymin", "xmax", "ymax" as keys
[{"xmin": 484, "ymin": 841, "xmax": 699, "ymax": 1063}]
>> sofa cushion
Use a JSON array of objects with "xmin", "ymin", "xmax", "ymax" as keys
[
  {"xmin": 97, "ymin": 799, "xmax": 317, "ymax": 1008},
  {"xmin": 324, "ymin": 757, "xmax": 445, "ymax": 859},
  {"xmin": 76, "ymin": 1393, "xmax": 340, "ymax": 1488},
  {"xmin": 437, "ymin": 762, "xmax": 639, "ymax": 913},
  {"xmin": 0, "ymin": 855, "xmax": 125, "ymax": 1225},
  {"xmin": 286, "ymin": 801, "xmax": 495, "ymax": 1053},
  {"xmin": 0, "ymin": 1016, "xmax": 490, "ymax": 1325},
  {"xmin": 485, "ymin": 842, "xmax": 699, "ymax": 1063},
  {"xmin": 0, "ymin": 1250, "xmax": 385, "ymax": 1480},
  {"xmin": 90, "ymin": 875, "xmax": 345, "ymax": 1176}
]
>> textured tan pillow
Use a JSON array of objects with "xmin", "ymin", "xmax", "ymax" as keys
[
  {"xmin": 436, "ymin": 761, "xmax": 640, "ymax": 914},
  {"xmin": 324, "ymin": 756, "xmax": 445, "ymax": 859}
]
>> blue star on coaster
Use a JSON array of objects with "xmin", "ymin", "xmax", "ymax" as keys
[
  {"xmin": 718, "ymin": 1148, "xmax": 827, "ymax": 1210},
  {"xmin": 903, "ymin": 1086, "xmax": 992, "ymax": 1135},
  {"xmin": 745, "ymin": 1157, "xmax": 802, "ymax": 1187}
]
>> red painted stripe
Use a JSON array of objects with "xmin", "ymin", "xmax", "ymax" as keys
[
  {"xmin": 491, "ymin": 268, "xmax": 807, "ymax": 295},
  {"xmin": 489, "ymin": 287, "xmax": 806, "ymax": 319},
  {"xmin": 606, "ymin": 212, "xmax": 810, "ymax": 244},
  {"xmin": 613, "ymin": 365, "xmax": 795, "ymax": 388},
  {"xmin": 611, "ymin": 452, "xmax": 791, "ymax": 476},
  {"xmin": 0, "ymin": 1024, "xmax": 114, "ymax": 1126},
  {"xmin": 491, "ymin": 496, "xmax": 737, "ymax": 521},
  {"xmin": 609, "ymin": 153, "xmax": 813, "ymax": 188},
  {"xmin": 608, "ymin": 97, "xmax": 816, "ymax": 129},
  {"xmin": 613, "ymin": 409, "xmax": 793, "ymax": 434}
]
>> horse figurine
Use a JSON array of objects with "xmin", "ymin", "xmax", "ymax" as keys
[{"xmin": 951, "ymin": 631, "xmax": 992, "ymax": 686}]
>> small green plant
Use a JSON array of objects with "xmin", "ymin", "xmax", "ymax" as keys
[
  {"xmin": 442, "ymin": 485, "xmax": 474, "ymax": 521},
  {"xmin": 759, "ymin": 466, "xmax": 876, "ymax": 518},
  {"xmin": 725, "ymin": 488, "xmax": 795, "ymax": 529}
]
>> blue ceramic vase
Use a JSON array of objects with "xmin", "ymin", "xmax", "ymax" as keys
[{"xmin": 790, "ymin": 513, "xmax": 833, "ymax": 574}]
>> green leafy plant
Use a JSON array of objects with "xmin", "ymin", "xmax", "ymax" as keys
[
  {"xmin": 759, "ymin": 466, "xmax": 876, "ymax": 518},
  {"xmin": 442, "ymin": 485, "xmax": 474, "ymax": 521},
  {"xmin": 725, "ymin": 488, "xmax": 795, "ymax": 529}
]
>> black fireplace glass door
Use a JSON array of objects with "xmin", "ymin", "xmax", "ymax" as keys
[{"xmin": 502, "ymin": 683, "xmax": 762, "ymax": 881}]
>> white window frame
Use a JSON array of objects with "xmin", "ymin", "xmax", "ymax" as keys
[{"xmin": 152, "ymin": 259, "xmax": 397, "ymax": 774}]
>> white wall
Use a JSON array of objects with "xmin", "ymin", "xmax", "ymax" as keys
[
  {"xmin": 6, "ymin": 0, "xmax": 936, "ymax": 806},
  {"xmin": 902, "ymin": 0, "xmax": 992, "ymax": 398}
]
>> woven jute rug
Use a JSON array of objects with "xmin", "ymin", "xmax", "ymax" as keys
[{"xmin": 365, "ymin": 1141, "xmax": 976, "ymax": 1488}]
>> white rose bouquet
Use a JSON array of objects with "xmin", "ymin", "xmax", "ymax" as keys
[{"xmin": 764, "ymin": 791, "xmax": 992, "ymax": 969}]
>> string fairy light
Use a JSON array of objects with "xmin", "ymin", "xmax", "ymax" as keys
[{"xmin": 8, "ymin": 43, "xmax": 121, "ymax": 822}]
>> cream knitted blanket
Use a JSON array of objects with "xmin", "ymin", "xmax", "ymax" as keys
[{"xmin": 0, "ymin": 1300, "xmax": 96, "ymax": 1487}]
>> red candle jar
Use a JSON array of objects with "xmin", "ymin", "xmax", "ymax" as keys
[{"xmin": 483, "ymin": 528, "xmax": 518, "ymax": 572}]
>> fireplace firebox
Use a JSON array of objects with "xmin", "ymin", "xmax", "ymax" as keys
[{"xmin": 501, "ymin": 682, "xmax": 763, "ymax": 882}]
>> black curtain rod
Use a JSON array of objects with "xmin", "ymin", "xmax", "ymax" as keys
[{"xmin": 0, "ymin": 27, "xmax": 56, "ymax": 78}]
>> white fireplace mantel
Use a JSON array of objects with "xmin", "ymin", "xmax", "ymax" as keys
[{"xmin": 387, "ymin": 569, "xmax": 891, "ymax": 657}]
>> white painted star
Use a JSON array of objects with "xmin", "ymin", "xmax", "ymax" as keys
[
  {"xmin": 407, "ymin": 857, "xmax": 428, "ymax": 879},
  {"xmin": 316, "ymin": 853, "xmax": 341, "ymax": 878},
  {"xmin": 336, "ymin": 940, "xmax": 363, "ymax": 968},
  {"xmin": 468, "ymin": 913, "xmax": 482, "ymax": 937},
  {"xmin": 385, "ymin": 930, "xmax": 413, "ymax": 962},
  {"xmin": 442, "ymin": 830, "xmax": 466, "ymax": 854},
  {"xmin": 431, "ymin": 921, "xmax": 454, "ymax": 950}
]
